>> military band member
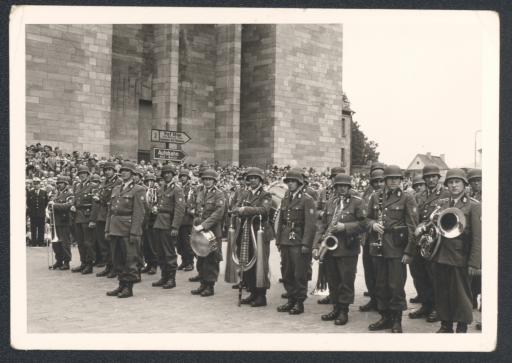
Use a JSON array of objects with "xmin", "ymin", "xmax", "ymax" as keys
[
  {"xmin": 151, "ymin": 164, "xmax": 185, "ymax": 290},
  {"xmin": 409, "ymin": 165, "xmax": 449, "ymax": 322},
  {"xmin": 105, "ymin": 162, "xmax": 146, "ymax": 298},
  {"xmin": 177, "ymin": 168, "xmax": 195, "ymax": 271},
  {"xmin": 70, "ymin": 166, "xmax": 96, "ymax": 274},
  {"xmin": 412, "ymin": 175, "xmax": 426, "ymax": 194},
  {"xmin": 430, "ymin": 169, "xmax": 481, "ymax": 333},
  {"xmin": 359, "ymin": 167, "xmax": 385, "ymax": 312},
  {"xmin": 190, "ymin": 169, "xmax": 226, "ymax": 297},
  {"xmin": 89, "ymin": 174, "xmax": 101, "ymax": 266},
  {"xmin": 232, "ymin": 167, "xmax": 273, "ymax": 307},
  {"xmin": 141, "ymin": 173, "xmax": 158, "ymax": 275},
  {"xmin": 93, "ymin": 162, "xmax": 121, "ymax": 278},
  {"xmin": 314, "ymin": 173, "xmax": 367, "ymax": 325},
  {"xmin": 367, "ymin": 165, "xmax": 418, "ymax": 333},
  {"xmin": 276, "ymin": 168, "xmax": 316, "ymax": 315},
  {"xmin": 48, "ymin": 176, "xmax": 73, "ymax": 270}
]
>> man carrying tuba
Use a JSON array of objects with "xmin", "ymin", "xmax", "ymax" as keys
[
  {"xmin": 430, "ymin": 168, "xmax": 481, "ymax": 333},
  {"xmin": 313, "ymin": 173, "xmax": 367, "ymax": 326},
  {"xmin": 231, "ymin": 167, "xmax": 273, "ymax": 307}
]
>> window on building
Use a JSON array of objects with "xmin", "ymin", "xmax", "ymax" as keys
[
  {"xmin": 341, "ymin": 147, "xmax": 346, "ymax": 166},
  {"xmin": 138, "ymin": 149, "xmax": 150, "ymax": 163},
  {"xmin": 342, "ymin": 118, "xmax": 346, "ymax": 137}
]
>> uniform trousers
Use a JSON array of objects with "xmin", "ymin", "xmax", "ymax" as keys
[
  {"xmin": 372, "ymin": 257, "xmax": 407, "ymax": 312},
  {"xmin": 362, "ymin": 242, "xmax": 376, "ymax": 299},
  {"xmin": 74, "ymin": 223, "xmax": 95, "ymax": 265},
  {"xmin": 432, "ymin": 262, "xmax": 473, "ymax": 324},
  {"xmin": 197, "ymin": 241, "xmax": 221, "ymax": 284},
  {"xmin": 177, "ymin": 225, "xmax": 194, "ymax": 265},
  {"xmin": 281, "ymin": 246, "xmax": 309, "ymax": 302},
  {"xmin": 142, "ymin": 225, "xmax": 158, "ymax": 268},
  {"xmin": 325, "ymin": 255, "xmax": 358, "ymax": 306},
  {"xmin": 53, "ymin": 225, "xmax": 72, "ymax": 263},
  {"xmin": 111, "ymin": 235, "xmax": 139, "ymax": 282},
  {"xmin": 30, "ymin": 216, "xmax": 45, "ymax": 246},
  {"xmin": 409, "ymin": 253, "xmax": 435, "ymax": 307},
  {"xmin": 153, "ymin": 228, "xmax": 178, "ymax": 278},
  {"xmin": 95, "ymin": 221, "xmax": 110, "ymax": 265}
]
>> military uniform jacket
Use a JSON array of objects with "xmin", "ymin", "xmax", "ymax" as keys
[
  {"xmin": 276, "ymin": 188, "xmax": 316, "ymax": 248},
  {"xmin": 105, "ymin": 180, "xmax": 146, "ymax": 237},
  {"xmin": 314, "ymin": 193, "xmax": 367, "ymax": 257},
  {"xmin": 26, "ymin": 188, "xmax": 49, "ymax": 219},
  {"xmin": 432, "ymin": 193, "xmax": 481, "ymax": 269},
  {"xmin": 235, "ymin": 186, "xmax": 274, "ymax": 243},
  {"xmin": 180, "ymin": 181, "xmax": 196, "ymax": 226},
  {"xmin": 304, "ymin": 186, "xmax": 319, "ymax": 202},
  {"xmin": 91, "ymin": 175, "xmax": 121, "ymax": 222},
  {"xmin": 153, "ymin": 182, "xmax": 185, "ymax": 230},
  {"xmin": 194, "ymin": 186, "xmax": 226, "ymax": 239},
  {"xmin": 51, "ymin": 189, "xmax": 74, "ymax": 226},
  {"xmin": 415, "ymin": 184, "xmax": 450, "ymax": 223},
  {"xmin": 317, "ymin": 185, "xmax": 334, "ymax": 212},
  {"xmin": 74, "ymin": 179, "xmax": 95, "ymax": 224},
  {"xmin": 367, "ymin": 188, "xmax": 419, "ymax": 258}
]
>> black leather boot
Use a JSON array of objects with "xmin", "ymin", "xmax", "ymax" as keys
[
  {"xmin": 250, "ymin": 289, "xmax": 267, "ymax": 307},
  {"xmin": 281, "ymin": 292, "xmax": 289, "ymax": 299},
  {"xmin": 426, "ymin": 309, "xmax": 440, "ymax": 323},
  {"xmin": 359, "ymin": 299, "xmax": 377, "ymax": 312},
  {"xmin": 277, "ymin": 300, "xmax": 295, "ymax": 313},
  {"xmin": 335, "ymin": 305, "xmax": 349, "ymax": 326},
  {"xmin": 177, "ymin": 262, "xmax": 185, "ymax": 271},
  {"xmin": 191, "ymin": 284, "xmax": 207, "ymax": 295},
  {"xmin": 391, "ymin": 311, "xmax": 403, "ymax": 333},
  {"xmin": 51, "ymin": 261, "xmax": 62, "ymax": 270},
  {"xmin": 241, "ymin": 292, "xmax": 257, "ymax": 305},
  {"xmin": 118, "ymin": 281, "xmax": 133, "ymax": 298},
  {"xmin": 189, "ymin": 274, "xmax": 201, "ymax": 282},
  {"xmin": 436, "ymin": 321, "xmax": 454, "ymax": 333},
  {"xmin": 106, "ymin": 281, "xmax": 124, "ymax": 296},
  {"xmin": 96, "ymin": 265, "xmax": 111, "ymax": 277},
  {"xmin": 152, "ymin": 275, "xmax": 169, "ymax": 287},
  {"xmin": 148, "ymin": 266, "xmax": 157, "ymax": 275},
  {"xmin": 162, "ymin": 274, "xmax": 176, "ymax": 289},
  {"xmin": 81, "ymin": 264, "xmax": 93, "ymax": 275},
  {"xmin": 317, "ymin": 296, "xmax": 331, "ymax": 305},
  {"xmin": 369, "ymin": 311, "xmax": 393, "ymax": 331},
  {"xmin": 200, "ymin": 284, "xmax": 214, "ymax": 297},
  {"xmin": 289, "ymin": 300, "xmax": 304, "ymax": 315},
  {"xmin": 456, "ymin": 322, "xmax": 468, "ymax": 333},
  {"xmin": 409, "ymin": 304, "xmax": 431, "ymax": 319},
  {"xmin": 59, "ymin": 262, "xmax": 70, "ymax": 270},
  {"xmin": 141, "ymin": 264, "xmax": 151, "ymax": 273},
  {"xmin": 71, "ymin": 264, "xmax": 85, "ymax": 273},
  {"xmin": 321, "ymin": 304, "xmax": 341, "ymax": 321},
  {"xmin": 183, "ymin": 263, "xmax": 194, "ymax": 272}
]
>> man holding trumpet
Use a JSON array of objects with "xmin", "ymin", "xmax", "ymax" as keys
[{"xmin": 313, "ymin": 173, "xmax": 367, "ymax": 325}]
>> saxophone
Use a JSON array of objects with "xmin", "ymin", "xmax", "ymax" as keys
[{"xmin": 317, "ymin": 196, "xmax": 343, "ymax": 263}]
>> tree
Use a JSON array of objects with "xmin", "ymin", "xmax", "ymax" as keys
[{"xmin": 351, "ymin": 121, "xmax": 380, "ymax": 165}]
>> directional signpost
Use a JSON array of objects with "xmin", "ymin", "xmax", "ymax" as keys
[
  {"xmin": 151, "ymin": 128, "xmax": 191, "ymax": 163},
  {"xmin": 152, "ymin": 148, "xmax": 187, "ymax": 161}
]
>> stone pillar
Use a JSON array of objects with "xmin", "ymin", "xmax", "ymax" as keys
[
  {"xmin": 152, "ymin": 25, "xmax": 180, "ymax": 147},
  {"xmin": 214, "ymin": 25, "xmax": 241, "ymax": 166}
]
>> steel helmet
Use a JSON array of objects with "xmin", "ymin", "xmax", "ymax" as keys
[
  {"xmin": 201, "ymin": 169, "xmax": 219, "ymax": 181},
  {"xmin": 283, "ymin": 168, "xmax": 304, "ymax": 185},
  {"xmin": 444, "ymin": 168, "xmax": 468, "ymax": 186},
  {"xmin": 383, "ymin": 165, "xmax": 403, "ymax": 179},
  {"xmin": 467, "ymin": 168, "xmax": 482, "ymax": 182},
  {"xmin": 245, "ymin": 167, "xmax": 265, "ymax": 181},
  {"xmin": 422, "ymin": 164, "xmax": 441, "ymax": 178},
  {"xmin": 333, "ymin": 173, "xmax": 352, "ymax": 187}
]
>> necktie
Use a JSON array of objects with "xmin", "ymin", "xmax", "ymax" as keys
[
  {"xmin": 450, "ymin": 199, "xmax": 455, "ymax": 207},
  {"xmin": 387, "ymin": 190, "xmax": 393, "ymax": 199}
]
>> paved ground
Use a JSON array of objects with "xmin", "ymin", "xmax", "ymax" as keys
[{"xmin": 27, "ymin": 242, "xmax": 480, "ymax": 333}]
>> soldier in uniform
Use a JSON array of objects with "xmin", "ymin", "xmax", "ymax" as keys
[
  {"xmin": 141, "ymin": 173, "xmax": 158, "ymax": 275},
  {"xmin": 89, "ymin": 174, "xmax": 101, "ymax": 266},
  {"xmin": 151, "ymin": 164, "xmax": 185, "ymax": 290},
  {"xmin": 93, "ymin": 162, "xmax": 121, "ymax": 278},
  {"xmin": 70, "ymin": 166, "xmax": 96, "ymax": 274},
  {"xmin": 48, "ymin": 176, "xmax": 73, "ymax": 270},
  {"xmin": 366, "ymin": 165, "xmax": 418, "ymax": 333},
  {"xmin": 359, "ymin": 168, "xmax": 385, "ymax": 312},
  {"xmin": 26, "ymin": 177, "xmax": 49, "ymax": 247},
  {"xmin": 409, "ymin": 165, "xmax": 449, "ymax": 322},
  {"xmin": 232, "ymin": 167, "xmax": 273, "ymax": 307},
  {"xmin": 177, "ymin": 168, "xmax": 195, "ymax": 271},
  {"xmin": 190, "ymin": 169, "xmax": 226, "ymax": 297},
  {"xmin": 105, "ymin": 162, "xmax": 146, "ymax": 298},
  {"xmin": 302, "ymin": 172, "xmax": 319, "ymax": 202},
  {"xmin": 412, "ymin": 175, "xmax": 426, "ymax": 194},
  {"xmin": 430, "ymin": 169, "xmax": 481, "ymax": 333},
  {"xmin": 276, "ymin": 168, "xmax": 316, "ymax": 315},
  {"xmin": 314, "ymin": 173, "xmax": 367, "ymax": 325}
]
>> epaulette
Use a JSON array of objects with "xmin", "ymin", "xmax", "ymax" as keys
[
  {"xmin": 352, "ymin": 195, "xmax": 362, "ymax": 200},
  {"xmin": 470, "ymin": 197, "xmax": 481, "ymax": 204},
  {"xmin": 438, "ymin": 197, "xmax": 450, "ymax": 203}
]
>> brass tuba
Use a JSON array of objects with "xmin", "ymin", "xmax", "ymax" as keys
[{"xmin": 415, "ymin": 206, "xmax": 466, "ymax": 260}]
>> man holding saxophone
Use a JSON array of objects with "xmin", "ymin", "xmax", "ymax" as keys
[
  {"xmin": 313, "ymin": 173, "xmax": 367, "ymax": 325},
  {"xmin": 231, "ymin": 167, "xmax": 273, "ymax": 307},
  {"xmin": 366, "ymin": 165, "xmax": 418, "ymax": 333}
]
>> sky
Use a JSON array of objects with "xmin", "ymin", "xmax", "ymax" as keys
[{"xmin": 342, "ymin": 12, "xmax": 491, "ymax": 169}]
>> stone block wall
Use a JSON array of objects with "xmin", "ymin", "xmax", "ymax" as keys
[
  {"xmin": 273, "ymin": 24, "xmax": 344, "ymax": 170},
  {"xmin": 239, "ymin": 25, "xmax": 277, "ymax": 168},
  {"xmin": 26, "ymin": 24, "xmax": 113, "ymax": 156}
]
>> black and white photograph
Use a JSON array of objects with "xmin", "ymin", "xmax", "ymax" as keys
[{"xmin": 9, "ymin": 6, "xmax": 499, "ymax": 351}]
